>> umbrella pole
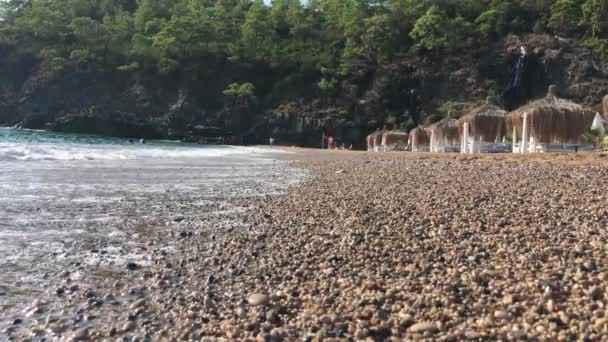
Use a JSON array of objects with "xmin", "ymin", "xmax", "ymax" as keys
[{"xmin": 521, "ymin": 112, "xmax": 529, "ymax": 153}]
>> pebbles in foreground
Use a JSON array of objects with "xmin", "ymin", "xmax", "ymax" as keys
[{"xmin": 4, "ymin": 153, "xmax": 608, "ymax": 341}]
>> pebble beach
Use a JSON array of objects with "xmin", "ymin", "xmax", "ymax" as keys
[{"xmin": 4, "ymin": 150, "xmax": 608, "ymax": 340}]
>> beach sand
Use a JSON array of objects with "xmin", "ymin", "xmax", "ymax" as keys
[{"xmin": 5, "ymin": 150, "xmax": 608, "ymax": 340}]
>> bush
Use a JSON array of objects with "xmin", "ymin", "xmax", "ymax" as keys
[{"xmin": 583, "ymin": 38, "xmax": 608, "ymax": 63}]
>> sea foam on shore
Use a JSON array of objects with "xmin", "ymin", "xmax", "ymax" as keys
[{"xmin": 0, "ymin": 129, "xmax": 305, "ymax": 337}]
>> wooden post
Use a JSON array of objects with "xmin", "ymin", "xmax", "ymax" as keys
[
  {"xmin": 430, "ymin": 129, "xmax": 436, "ymax": 153},
  {"xmin": 521, "ymin": 112, "xmax": 529, "ymax": 153},
  {"xmin": 463, "ymin": 122, "xmax": 469, "ymax": 154},
  {"xmin": 512, "ymin": 126, "xmax": 517, "ymax": 153}
]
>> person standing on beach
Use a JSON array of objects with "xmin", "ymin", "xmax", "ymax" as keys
[
  {"xmin": 328, "ymin": 136, "xmax": 334, "ymax": 149},
  {"xmin": 269, "ymin": 137, "xmax": 275, "ymax": 146}
]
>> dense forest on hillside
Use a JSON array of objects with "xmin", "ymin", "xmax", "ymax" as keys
[{"xmin": 0, "ymin": 0, "xmax": 607, "ymax": 146}]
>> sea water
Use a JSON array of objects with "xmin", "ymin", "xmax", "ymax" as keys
[{"xmin": 0, "ymin": 128, "xmax": 302, "ymax": 323}]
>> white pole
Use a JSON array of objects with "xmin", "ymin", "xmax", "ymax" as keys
[
  {"xmin": 521, "ymin": 112, "xmax": 529, "ymax": 154},
  {"xmin": 430, "ymin": 129, "xmax": 436, "ymax": 153},
  {"xmin": 470, "ymin": 133, "xmax": 477, "ymax": 154},
  {"xmin": 463, "ymin": 122, "xmax": 469, "ymax": 154},
  {"xmin": 512, "ymin": 126, "xmax": 517, "ymax": 153},
  {"xmin": 461, "ymin": 125, "xmax": 466, "ymax": 154},
  {"xmin": 466, "ymin": 124, "xmax": 474, "ymax": 153},
  {"xmin": 529, "ymin": 136, "xmax": 535, "ymax": 153},
  {"xmin": 592, "ymin": 112, "xmax": 605, "ymax": 135}
]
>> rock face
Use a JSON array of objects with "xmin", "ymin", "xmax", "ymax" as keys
[{"xmin": 1, "ymin": 34, "xmax": 606, "ymax": 146}]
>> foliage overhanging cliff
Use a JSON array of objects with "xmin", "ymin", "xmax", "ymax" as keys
[{"xmin": 0, "ymin": 0, "xmax": 607, "ymax": 146}]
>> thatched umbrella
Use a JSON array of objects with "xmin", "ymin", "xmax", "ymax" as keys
[
  {"xmin": 507, "ymin": 85, "xmax": 596, "ymax": 144},
  {"xmin": 366, "ymin": 131, "xmax": 384, "ymax": 151},
  {"xmin": 409, "ymin": 126, "xmax": 430, "ymax": 152},
  {"xmin": 382, "ymin": 131, "xmax": 409, "ymax": 151},
  {"xmin": 429, "ymin": 118, "xmax": 460, "ymax": 151},
  {"xmin": 458, "ymin": 97, "xmax": 507, "ymax": 143},
  {"xmin": 373, "ymin": 131, "xmax": 384, "ymax": 149},
  {"xmin": 366, "ymin": 133, "xmax": 375, "ymax": 151}
]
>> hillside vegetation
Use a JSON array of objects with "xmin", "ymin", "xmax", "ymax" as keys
[{"xmin": 0, "ymin": 0, "xmax": 607, "ymax": 146}]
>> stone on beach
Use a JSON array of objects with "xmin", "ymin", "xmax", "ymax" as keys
[
  {"xmin": 6, "ymin": 151, "xmax": 608, "ymax": 340},
  {"xmin": 247, "ymin": 293, "xmax": 268, "ymax": 307}
]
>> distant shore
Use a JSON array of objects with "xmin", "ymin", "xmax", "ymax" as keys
[{"xmin": 4, "ymin": 150, "xmax": 608, "ymax": 340}]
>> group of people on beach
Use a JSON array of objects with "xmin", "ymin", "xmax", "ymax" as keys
[{"xmin": 322, "ymin": 134, "xmax": 352, "ymax": 150}]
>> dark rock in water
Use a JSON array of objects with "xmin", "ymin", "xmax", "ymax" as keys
[
  {"xmin": 55, "ymin": 287, "xmax": 65, "ymax": 296},
  {"xmin": 126, "ymin": 262, "xmax": 140, "ymax": 271},
  {"xmin": 83, "ymin": 289, "xmax": 96, "ymax": 298},
  {"xmin": 207, "ymin": 275, "xmax": 216, "ymax": 285},
  {"xmin": 179, "ymin": 231, "xmax": 192, "ymax": 238},
  {"xmin": 174, "ymin": 216, "xmax": 185, "ymax": 223},
  {"xmin": 12, "ymin": 319, "xmax": 22, "ymax": 325}
]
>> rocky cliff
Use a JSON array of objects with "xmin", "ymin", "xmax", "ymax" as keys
[{"xmin": 1, "ymin": 34, "xmax": 607, "ymax": 148}]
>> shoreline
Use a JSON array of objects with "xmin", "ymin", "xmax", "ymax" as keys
[
  {"xmin": 3, "ymin": 150, "xmax": 608, "ymax": 340},
  {"xmin": 0, "ymin": 148, "xmax": 303, "ymax": 340}
]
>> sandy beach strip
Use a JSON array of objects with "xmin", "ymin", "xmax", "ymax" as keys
[{"xmin": 6, "ymin": 150, "xmax": 608, "ymax": 340}]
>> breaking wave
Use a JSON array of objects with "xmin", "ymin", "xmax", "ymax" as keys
[{"xmin": 0, "ymin": 128, "xmax": 285, "ymax": 161}]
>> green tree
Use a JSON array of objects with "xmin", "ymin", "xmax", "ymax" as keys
[
  {"xmin": 580, "ymin": 0, "xmax": 608, "ymax": 38},
  {"xmin": 410, "ymin": 6, "xmax": 450, "ymax": 52},
  {"xmin": 548, "ymin": 0, "xmax": 583, "ymax": 37},
  {"xmin": 241, "ymin": 0, "xmax": 273, "ymax": 61}
]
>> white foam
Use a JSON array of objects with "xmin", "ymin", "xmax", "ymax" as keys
[{"xmin": 0, "ymin": 142, "xmax": 287, "ymax": 162}]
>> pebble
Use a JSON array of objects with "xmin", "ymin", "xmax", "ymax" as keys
[
  {"xmin": 71, "ymin": 327, "xmax": 89, "ymax": 341},
  {"xmin": 409, "ymin": 321, "xmax": 437, "ymax": 333},
  {"xmin": 130, "ymin": 299, "xmax": 146, "ymax": 310},
  {"xmin": 248, "ymin": 293, "xmax": 268, "ymax": 306},
  {"xmin": 7, "ymin": 154, "xmax": 608, "ymax": 340},
  {"xmin": 494, "ymin": 310, "xmax": 508, "ymax": 319},
  {"xmin": 318, "ymin": 314, "xmax": 334, "ymax": 324},
  {"xmin": 121, "ymin": 321, "xmax": 136, "ymax": 333},
  {"xmin": 590, "ymin": 286, "xmax": 604, "ymax": 300}
]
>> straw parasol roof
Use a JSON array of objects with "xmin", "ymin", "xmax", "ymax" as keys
[
  {"xmin": 366, "ymin": 131, "xmax": 383, "ymax": 150},
  {"xmin": 458, "ymin": 97, "xmax": 507, "ymax": 143},
  {"xmin": 366, "ymin": 133, "xmax": 374, "ymax": 150},
  {"xmin": 429, "ymin": 118, "xmax": 460, "ymax": 146},
  {"xmin": 409, "ymin": 126, "xmax": 430, "ymax": 147},
  {"xmin": 372, "ymin": 131, "xmax": 384, "ymax": 147},
  {"xmin": 506, "ymin": 85, "xmax": 596, "ymax": 144},
  {"xmin": 382, "ymin": 131, "xmax": 409, "ymax": 150}
]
